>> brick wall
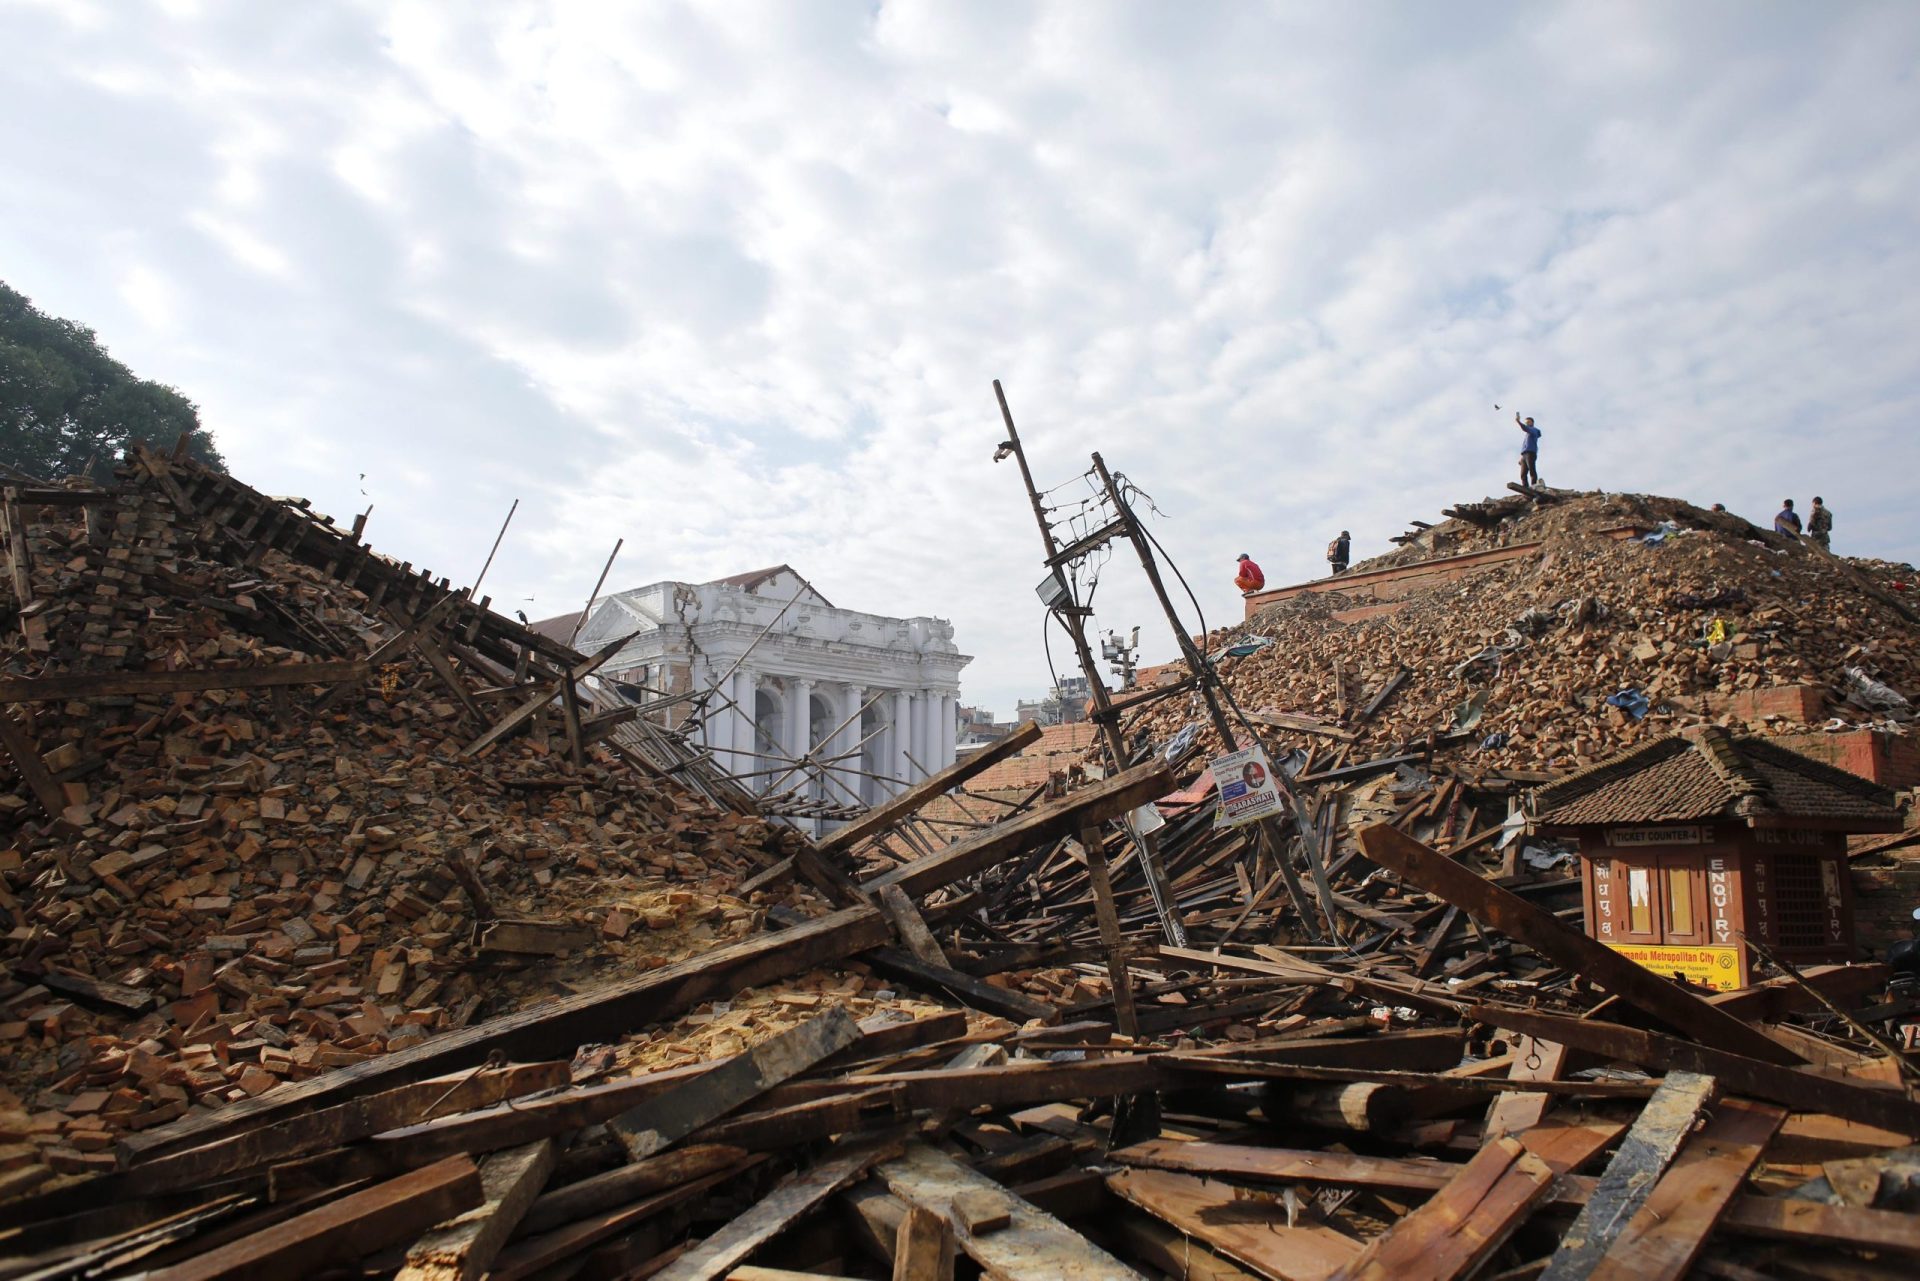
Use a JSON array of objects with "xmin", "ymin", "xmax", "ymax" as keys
[
  {"xmin": 1719, "ymin": 684, "xmax": 1828, "ymax": 725},
  {"xmin": 1776, "ymin": 728, "xmax": 1920, "ymax": 790},
  {"xmin": 1242, "ymin": 541, "xmax": 1543, "ymax": 620}
]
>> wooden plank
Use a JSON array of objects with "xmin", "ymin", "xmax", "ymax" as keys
[
  {"xmin": 119, "ymin": 905, "xmax": 887, "ymax": 1163},
  {"xmin": 1584, "ymin": 1098, "xmax": 1786, "ymax": 1281},
  {"xmin": 818, "ymin": 720, "xmax": 1045, "ymax": 856},
  {"xmin": 877, "ymin": 885, "xmax": 950, "ymax": 968},
  {"xmin": 519, "ymin": 1145, "xmax": 745, "ymax": 1237},
  {"xmin": 119, "ymin": 1061, "xmax": 568, "ymax": 1191},
  {"xmin": 459, "ymin": 630, "xmax": 636, "ymax": 758},
  {"xmin": 1356, "ymin": 667, "xmax": 1411, "ymax": 724},
  {"xmin": 1105, "ymin": 1212, "xmax": 1265, "ymax": 1281},
  {"xmin": 1106, "ymin": 1166, "xmax": 1358, "ymax": 1281},
  {"xmin": 0, "ymin": 659, "xmax": 369, "ymax": 704},
  {"xmin": 1248, "ymin": 711, "xmax": 1359, "ymax": 743},
  {"xmin": 0, "ymin": 712, "xmax": 67, "ymax": 815},
  {"xmin": 608, "ymin": 1007, "xmax": 863, "ymax": 1161},
  {"xmin": 145, "ymin": 1155, "xmax": 481, "ymax": 1281},
  {"xmin": 1537, "ymin": 1071, "xmax": 1719, "ymax": 1281},
  {"xmin": 3, "ymin": 489, "xmax": 33, "ymax": 607},
  {"xmin": 1331, "ymin": 1135, "xmax": 1554, "ymax": 1281},
  {"xmin": 491, "ymin": 1162, "xmax": 745, "ymax": 1281},
  {"xmin": 892, "ymin": 1203, "xmax": 955, "ymax": 1281},
  {"xmin": 1079, "ymin": 824, "xmax": 1139, "ymax": 1038},
  {"xmin": 878, "ymin": 1143, "xmax": 1143, "ymax": 1281},
  {"xmin": 1485, "ymin": 1036, "xmax": 1569, "ymax": 1139},
  {"xmin": 652, "ymin": 1134, "xmax": 906, "ymax": 1281},
  {"xmin": 1358, "ymin": 824, "xmax": 1800, "ymax": 1065},
  {"xmin": 1468, "ymin": 1003, "xmax": 1920, "ymax": 1138},
  {"xmin": 1111, "ymin": 1135, "xmax": 1920, "ymax": 1256},
  {"xmin": 396, "ymin": 1139, "xmax": 555, "ymax": 1281},
  {"xmin": 863, "ymin": 759, "xmax": 1175, "ymax": 897}
]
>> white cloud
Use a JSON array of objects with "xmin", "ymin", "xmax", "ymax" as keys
[{"xmin": 2, "ymin": 0, "xmax": 1918, "ymax": 716}]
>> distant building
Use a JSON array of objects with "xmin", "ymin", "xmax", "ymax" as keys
[
  {"xmin": 1014, "ymin": 675, "xmax": 1091, "ymax": 726},
  {"xmin": 540, "ymin": 565, "xmax": 969, "ymax": 807}
]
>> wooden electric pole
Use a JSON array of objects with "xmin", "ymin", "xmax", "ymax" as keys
[{"xmin": 994, "ymin": 381, "xmax": 1188, "ymax": 948}]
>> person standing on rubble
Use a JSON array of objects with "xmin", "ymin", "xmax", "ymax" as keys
[
  {"xmin": 1774, "ymin": 498, "xmax": 1803, "ymax": 539},
  {"xmin": 1234, "ymin": 553, "xmax": 1265, "ymax": 595},
  {"xmin": 1327, "ymin": 530, "xmax": 1350, "ymax": 576},
  {"xmin": 1808, "ymin": 496, "xmax": 1834, "ymax": 551},
  {"xmin": 1514, "ymin": 412, "xmax": 1542, "ymax": 487}
]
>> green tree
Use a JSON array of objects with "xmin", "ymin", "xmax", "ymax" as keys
[{"xmin": 0, "ymin": 281, "xmax": 226, "ymax": 483}]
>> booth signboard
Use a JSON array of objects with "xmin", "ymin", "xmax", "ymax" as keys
[
  {"xmin": 1209, "ymin": 745, "xmax": 1282, "ymax": 830},
  {"xmin": 1607, "ymin": 942, "xmax": 1744, "ymax": 992}
]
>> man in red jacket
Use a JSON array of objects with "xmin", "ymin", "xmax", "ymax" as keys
[{"xmin": 1234, "ymin": 553, "xmax": 1265, "ymax": 595}]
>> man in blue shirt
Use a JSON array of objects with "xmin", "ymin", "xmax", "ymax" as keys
[
  {"xmin": 1775, "ymin": 499, "xmax": 1802, "ymax": 538},
  {"xmin": 1515, "ymin": 412, "xmax": 1541, "ymax": 487}
]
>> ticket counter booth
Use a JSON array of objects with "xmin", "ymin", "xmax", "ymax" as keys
[{"xmin": 1532, "ymin": 726, "xmax": 1903, "ymax": 991}]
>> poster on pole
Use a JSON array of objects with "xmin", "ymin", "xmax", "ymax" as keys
[{"xmin": 1209, "ymin": 744, "xmax": 1283, "ymax": 829}]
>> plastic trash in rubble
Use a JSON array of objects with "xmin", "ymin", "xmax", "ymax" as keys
[
  {"xmin": 1480, "ymin": 731, "xmax": 1509, "ymax": 751},
  {"xmin": 1705, "ymin": 617, "xmax": 1729, "ymax": 646},
  {"xmin": 1522, "ymin": 843, "xmax": 1574, "ymax": 871},
  {"xmin": 1211, "ymin": 635, "xmax": 1274, "ymax": 661},
  {"xmin": 1278, "ymin": 747, "xmax": 1309, "ymax": 778},
  {"xmin": 1844, "ymin": 667, "xmax": 1911, "ymax": 714},
  {"xmin": 1163, "ymin": 722, "xmax": 1204, "ymax": 763},
  {"xmin": 1496, "ymin": 809, "xmax": 1528, "ymax": 849},
  {"xmin": 1515, "ymin": 605, "xmax": 1558, "ymax": 635},
  {"xmin": 1455, "ymin": 690, "xmax": 1489, "ymax": 730},
  {"xmin": 1389, "ymin": 763, "xmax": 1432, "ymax": 794},
  {"xmin": 1606, "ymin": 688, "xmax": 1651, "ymax": 720}
]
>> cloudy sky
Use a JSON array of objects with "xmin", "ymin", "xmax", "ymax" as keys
[{"xmin": 4, "ymin": 1, "xmax": 1917, "ymax": 715}]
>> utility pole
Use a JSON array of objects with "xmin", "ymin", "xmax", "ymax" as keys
[
  {"xmin": 1089, "ymin": 453, "xmax": 1341, "ymax": 940},
  {"xmin": 994, "ymin": 381, "xmax": 1188, "ymax": 947}
]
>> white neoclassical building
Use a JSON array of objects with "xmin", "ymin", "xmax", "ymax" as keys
[{"xmin": 544, "ymin": 566, "xmax": 969, "ymax": 807}]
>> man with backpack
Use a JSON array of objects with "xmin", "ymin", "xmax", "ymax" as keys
[{"xmin": 1327, "ymin": 530, "xmax": 1350, "ymax": 576}]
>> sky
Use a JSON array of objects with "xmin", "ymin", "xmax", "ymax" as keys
[{"xmin": 3, "ymin": 1, "xmax": 1917, "ymax": 717}]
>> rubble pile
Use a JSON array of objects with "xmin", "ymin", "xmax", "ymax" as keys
[
  {"xmin": 1133, "ymin": 490, "xmax": 1919, "ymax": 774},
  {"xmin": 0, "ymin": 462, "xmax": 800, "ymax": 1182},
  {"xmin": 1, "ymin": 455, "xmax": 1917, "ymax": 1280}
]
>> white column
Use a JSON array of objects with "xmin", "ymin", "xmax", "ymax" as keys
[
  {"xmin": 891, "ymin": 689, "xmax": 913, "ymax": 794},
  {"xmin": 938, "ymin": 692, "xmax": 956, "ymax": 770},
  {"xmin": 832, "ymin": 684, "xmax": 864, "ymax": 808},
  {"xmin": 785, "ymin": 678, "xmax": 813, "ymax": 777},
  {"xmin": 721, "ymin": 668, "xmax": 750, "ymax": 775}
]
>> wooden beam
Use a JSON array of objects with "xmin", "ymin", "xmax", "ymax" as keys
[
  {"xmin": 1111, "ymin": 1136, "xmax": 1920, "ymax": 1256},
  {"xmin": 818, "ymin": 720, "xmax": 1044, "ymax": 856},
  {"xmin": 490, "ymin": 1162, "xmax": 744, "ymax": 1281},
  {"xmin": 518, "ymin": 1144, "xmax": 744, "ymax": 1238},
  {"xmin": 863, "ymin": 759, "xmax": 1175, "ymax": 897},
  {"xmin": 119, "ymin": 906, "xmax": 887, "ymax": 1164},
  {"xmin": 877, "ymin": 885, "xmax": 950, "ymax": 968},
  {"xmin": 864, "ymin": 948, "xmax": 1059, "ymax": 1025},
  {"xmin": 892, "ymin": 1204, "xmax": 955, "ymax": 1281},
  {"xmin": 144, "ymin": 1155, "xmax": 481, "ymax": 1281},
  {"xmin": 1078, "ymin": 824, "xmax": 1139, "ymax": 1039},
  {"xmin": 607, "ymin": 1007, "xmax": 863, "ymax": 1161},
  {"xmin": 651, "ymin": 1134, "xmax": 906, "ymax": 1281},
  {"xmin": 1485, "ymin": 1036, "xmax": 1569, "ymax": 1139},
  {"xmin": 118, "ymin": 1061, "xmax": 568, "ymax": 1191},
  {"xmin": 0, "ymin": 659, "xmax": 369, "ymax": 704},
  {"xmin": 1538, "ymin": 1071, "xmax": 1719, "ymax": 1281},
  {"xmin": 459, "ymin": 630, "xmax": 635, "ymax": 758},
  {"xmin": 1358, "ymin": 824, "xmax": 1799, "ymax": 1065},
  {"xmin": 1583, "ymin": 1099, "xmax": 1785, "ymax": 1281},
  {"xmin": 396, "ymin": 1139, "xmax": 555, "ymax": 1281},
  {"xmin": 878, "ymin": 1143, "xmax": 1140, "ymax": 1281},
  {"xmin": 1248, "ymin": 711, "xmax": 1359, "ymax": 743},
  {"xmin": 1107, "ymin": 1166, "xmax": 1359, "ymax": 1281},
  {"xmin": 0, "ymin": 712, "xmax": 67, "ymax": 815},
  {"xmin": 1468, "ymin": 1003, "xmax": 1920, "ymax": 1137},
  {"xmin": 1331, "ymin": 1135, "xmax": 1554, "ymax": 1281}
]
